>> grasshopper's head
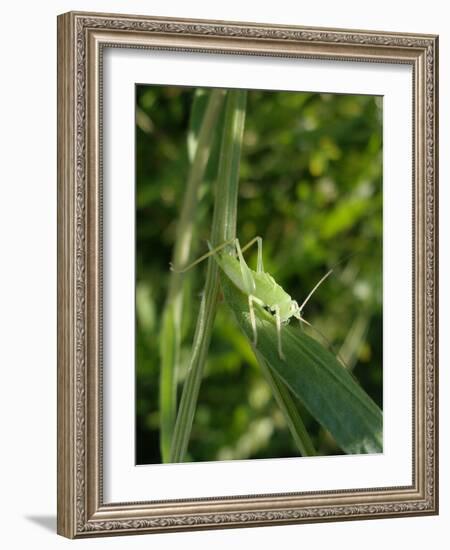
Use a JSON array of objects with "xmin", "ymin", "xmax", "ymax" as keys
[{"xmin": 290, "ymin": 300, "xmax": 302, "ymax": 320}]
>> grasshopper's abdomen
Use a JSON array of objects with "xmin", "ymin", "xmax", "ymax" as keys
[
  {"xmin": 217, "ymin": 252, "xmax": 294, "ymax": 323},
  {"xmin": 253, "ymin": 271, "xmax": 294, "ymax": 321}
]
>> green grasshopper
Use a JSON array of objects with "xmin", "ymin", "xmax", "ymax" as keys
[{"xmin": 171, "ymin": 237, "xmax": 332, "ymax": 360}]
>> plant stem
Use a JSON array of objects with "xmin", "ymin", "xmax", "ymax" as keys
[
  {"xmin": 159, "ymin": 89, "xmax": 226, "ymax": 462},
  {"xmin": 255, "ymin": 350, "xmax": 316, "ymax": 456},
  {"xmin": 170, "ymin": 90, "xmax": 247, "ymax": 463}
]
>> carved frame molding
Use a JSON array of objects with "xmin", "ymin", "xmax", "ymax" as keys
[{"xmin": 57, "ymin": 11, "xmax": 438, "ymax": 538}]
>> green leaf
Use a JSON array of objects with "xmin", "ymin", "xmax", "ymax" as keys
[
  {"xmin": 187, "ymin": 89, "xmax": 226, "ymax": 187},
  {"xmin": 187, "ymin": 89, "xmax": 209, "ymax": 162},
  {"xmin": 159, "ymin": 89, "xmax": 226, "ymax": 462},
  {"xmin": 254, "ymin": 350, "xmax": 316, "ymax": 457},
  {"xmin": 159, "ymin": 303, "xmax": 178, "ymax": 460},
  {"xmin": 170, "ymin": 90, "xmax": 248, "ymax": 463},
  {"xmin": 220, "ymin": 276, "xmax": 383, "ymax": 455}
]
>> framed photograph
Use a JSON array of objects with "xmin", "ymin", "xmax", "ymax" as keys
[{"xmin": 57, "ymin": 11, "xmax": 439, "ymax": 538}]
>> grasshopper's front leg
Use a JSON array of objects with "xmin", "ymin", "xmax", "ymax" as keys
[
  {"xmin": 273, "ymin": 305, "xmax": 285, "ymax": 360},
  {"xmin": 248, "ymin": 294, "xmax": 265, "ymax": 347},
  {"xmin": 248, "ymin": 296, "xmax": 285, "ymax": 360}
]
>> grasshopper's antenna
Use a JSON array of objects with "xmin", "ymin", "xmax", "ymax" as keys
[
  {"xmin": 298, "ymin": 252, "xmax": 360, "ymax": 313},
  {"xmin": 170, "ymin": 239, "xmax": 235, "ymax": 273},
  {"xmin": 298, "ymin": 269, "xmax": 333, "ymax": 313},
  {"xmin": 299, "ymin": 317, "xmax": 349, "ymax": 369}
]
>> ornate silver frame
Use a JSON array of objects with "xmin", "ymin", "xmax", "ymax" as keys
[{"xmin": 57, "ymin": 11, "xmax": 439, "ymax": 538}]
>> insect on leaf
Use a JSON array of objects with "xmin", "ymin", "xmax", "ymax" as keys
[{"xmin": 220, "ymin": 275, "xmax": 383, "ymax": 455}]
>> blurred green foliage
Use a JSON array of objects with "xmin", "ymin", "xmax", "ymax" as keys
[{"xmin": 136, "ymin": 85, "xmax": 383, "ymax": 464}]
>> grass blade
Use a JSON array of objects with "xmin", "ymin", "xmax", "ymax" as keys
[
  {"xmin": 221, "ymin": 276, "xmax": 383, "ymax": 454},
  {"xmin": 170, "ymin": 90, "xmax": 248, "ymax": 463},
  {"xmin": 255, "ymin": 350, "xmax": 316, "ymax": 456},
  {"xmin": 159, "ymin": 89, "xmax": 226, "ymax": 462}
]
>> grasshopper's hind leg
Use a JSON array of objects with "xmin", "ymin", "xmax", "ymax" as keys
[
  {"xmin": 170, "ymin": 239, "xmax": 235, "ymax": 273},
  {"xmin": 240, "ymin": 236, "xmax": 264, "ymax": 273}
]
